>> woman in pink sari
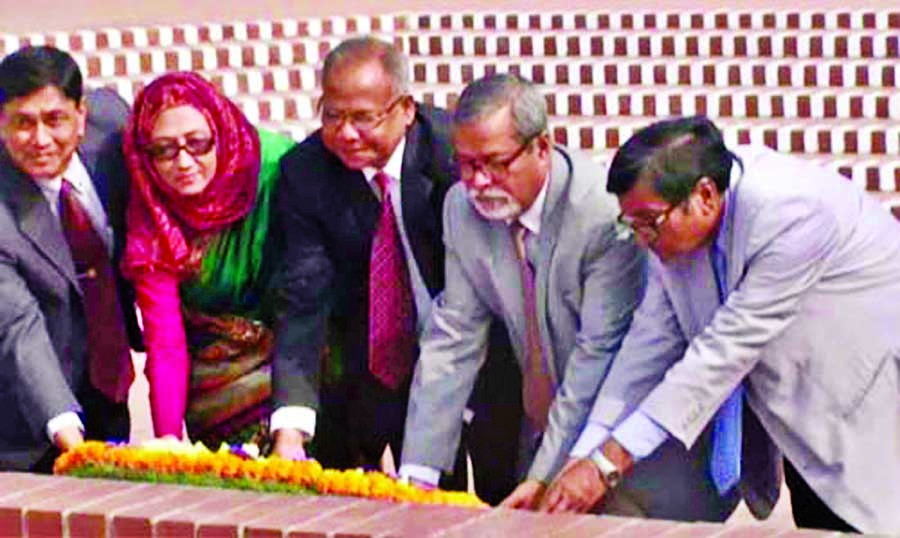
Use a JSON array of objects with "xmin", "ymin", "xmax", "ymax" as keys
[{"xmin": 122, "ymin": 72, "xmax": 293, "ymax": 448}]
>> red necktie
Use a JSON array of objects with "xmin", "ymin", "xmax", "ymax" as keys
[
  {"xmin": 368, "ymin": 171, "xmax": 416, "ymax": 390},
  {"xmin": 511, "ymin": 222, "xmax": 555, "ymax": 432},
  {"xmin": 60, "ymin": 179, "xmax": 133, "ymax": 402}
]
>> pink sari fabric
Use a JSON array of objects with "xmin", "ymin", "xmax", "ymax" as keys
[
  {"xmin": 121, "ymin": 72, "xmax": 261, "ymax": 439},
  {"xmin": 122, "ymin": 71, "xmax": 261, "ymax": 278}
]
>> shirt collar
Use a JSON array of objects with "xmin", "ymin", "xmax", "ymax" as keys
[
  {"xmin": 516, "ymin": 171, "xmax": 550, "ymax": 236},
  {"xmin": 33, "ymin": 152, "xmax": 90, "ymax": 197},
  {"xmin": 362, "ymin": 137, "xmax": 406, "ymax": 184}
]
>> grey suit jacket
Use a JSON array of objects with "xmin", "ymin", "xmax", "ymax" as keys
[
  {"xmin": 585, "ymin": 146, "xmax": 900, "ymax": 533},
  {"xmin": 0, "ymin": 88, "xmax": 138, "ymax": 470},
  {"xmin": 402, "ymin": 146, "xmax": 645, "ymax": 483}
]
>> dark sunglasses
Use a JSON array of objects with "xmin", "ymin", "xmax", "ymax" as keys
[{"xmin": 144, "ymin": 136, "xmax": 216, "ymax": 161}]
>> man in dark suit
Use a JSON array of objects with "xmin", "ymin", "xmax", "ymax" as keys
[
  {"xmin": 269, "ymin": 37, "xmax": 519, "ymax": 498},
  {"xmin": 0, "ymin": 46, "xmax": 141, "ymax": 472}
]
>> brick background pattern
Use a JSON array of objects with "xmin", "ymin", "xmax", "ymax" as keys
[{"xmin": 0, "ymin": 472, "xmax": 848, "ymax": 538}]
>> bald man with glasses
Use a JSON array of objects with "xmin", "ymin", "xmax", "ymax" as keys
[{"xmin": 269, "ymin": 37, "xmax": 519, "ymax": 500}]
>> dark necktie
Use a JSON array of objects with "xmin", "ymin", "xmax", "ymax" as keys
[
  {"xmin": 60, "ymin": 179, "xmax": 132, "ymax": 402},
  {"xmin": 709, "ymin": 244, "xmax": 743, "ymax": 494},
  {"xmin": 510, "ymin": 222, "xmax": 555, "ymax": 432},
  {"xmin": 367, "ymin": 171, "xmax": 416, "ymax": 390}
]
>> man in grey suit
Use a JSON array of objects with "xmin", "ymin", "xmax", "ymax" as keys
[
  {"xmin": 400, "ymin": 74, "xmax": 656, "ymax": 510},
  {"xmin": 544, "ymin": 116, "xmax": 900, "ymax": 534},
  {"xmin": 0, "ymin": 46, "xmax": 140, "ymax": 472}
]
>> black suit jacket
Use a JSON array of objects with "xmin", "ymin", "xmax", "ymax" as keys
[
  {"xmin": 271, "ymin": 104, "xmax": 456, "ymax": 409},
  {"xmin": 0, "ymin": 88, "xmax": 140, "ymax": 470}
]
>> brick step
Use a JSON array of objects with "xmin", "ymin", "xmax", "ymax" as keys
[
  {"xmin": 246, "ymin": 113, "xmax": 899, "ymax": 156},
  {"xmin": 418, "ymin": 85, "xmax": 900, "ymax": 121},
  {"xmin": 92, "ymin": 75, "xmax": 899, "ymax": 121},
  {"xmin": 0, "ymin": 15, "xmax": 404, "ymax": 55},
  {"xmin": 407, "ymin": 57, "xmax": 899, "ymax": 89},
  {"xmin": 0, "ymin": 472, "xmax": 842, "ymax": 538},
  {"xmin": 85, "ymin": 58, "xmax": 899, "ymax": 109},
  {"xmin": 53, "ymin": 36, "xmax": 900, "ymax": 84},
  {"xmin": 410, "ymin": 10, "xmax": 900, "ymax": 32},
  {"xmin": 401, "ymin": 30, "xmax": 900, "ymax": 60},
  {"xmin": 22, "ymin": 28, "xmax": 900, "ymax": 75},
  {"xmin": 2, "ymin": 11, "xmax": 897, "ymax": 58}
]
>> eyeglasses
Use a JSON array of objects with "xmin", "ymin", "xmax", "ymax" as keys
[
  {"xmin": 144, "ymin": 136, "xmax": 215, "ymax": 161},
  {"xmin": 457, "ymin": 135, "xmax": 538, "ymax": 180},
  {"xmin": 320, "ymin": 95, "xmax": 407, "ymax": 132},
  {"xmin": 616, "ymin": 202, "xmax": 680, "ymax": 244}
]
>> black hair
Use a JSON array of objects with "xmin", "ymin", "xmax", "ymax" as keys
[
  {"xmin": 607, "ymin": 115, "xmax": 741, "ymax": 203},
  {"xmin": 0, "ymin": 45, "xmax": 83, "ymax": 106}
]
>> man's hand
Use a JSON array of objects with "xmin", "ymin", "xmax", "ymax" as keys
[
  {"xmin": 53, "ymin": 425, "xmax": 84, "ymax": 452},
  {"xmin": 271, "ymin": 428, "xmax": 308, "ymax": 460},
  {"xmin": 499, "ymin": 479, "xmax": 546, "ymax": 510},
  {"xmin": 539, "ymin": 458, "xmax": 607, "ymax": 513}
]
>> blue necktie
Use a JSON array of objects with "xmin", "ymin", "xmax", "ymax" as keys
[{"xmin": 709, "ymin": 245, "xmax": 743, "ymax": 494}]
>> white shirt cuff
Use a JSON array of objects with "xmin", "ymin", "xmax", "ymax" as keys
[
  {"xmin": 611, "ymin": 410, "xmax": 669, "ymax": 460},
  {"xmin": 570, "ymin": 423, "xmax": 610, "ymax": 458},
  {"xmin": 398, "ymin": 463, "xmax": 441, "ymax": 487},
  {"xmin": 46, "ymin": 411, "xmax": 84, "ymax": 442},
  {"xmin": 269, "ymin": 406, "xmax": 316, "ymax": 438}
]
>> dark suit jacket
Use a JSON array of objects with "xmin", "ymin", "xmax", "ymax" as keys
[
  {"xmin": 0, "ymin": 88, "xmax": 140, "ymax": 470},
  {"xmin": 271, "ymin": 104, "xmax": 456, "ymax": 409}
]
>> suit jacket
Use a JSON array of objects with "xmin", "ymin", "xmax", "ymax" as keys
[
  {"xmin": 402, "ymin": 146, "xmax": 646, "ymax": 483},
  {"xmin": 271, "ymin": 104, "xmax": 456, "ymax": 409},
  {"xmin": 0, "ymin": 88, "xmax": 139, "ymax": 470},
  {"xmin": 586, "ymin": 146, "xmax": 900, "ymax": 533}
]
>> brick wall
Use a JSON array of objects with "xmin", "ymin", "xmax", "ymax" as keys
[{"xmin": 0, "ymin": 472, "xmax": 846, "ymax": 538}]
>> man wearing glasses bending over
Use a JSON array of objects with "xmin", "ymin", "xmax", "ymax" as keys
[
  {"xmin": 398, "ymin": 74, "xmax": 716, "ymax": 516},
  {"xmin": 270, "ymin": 37, "xmax": 517, "ymax": 496}
]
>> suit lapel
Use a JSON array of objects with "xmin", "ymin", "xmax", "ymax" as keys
[
  {"xmin": 345, "ymin": 167, "xmax": 380, "ymax": 243},
  {"xmin": 399, "ymin": 116, "xmax": 438, "ymax": 288},
  {"xmin": 3, "ymin": 165, "xmax": 80, "ymax": 292},
  {"xmin": 532, "ymin": 147, "xmax": 573, "ymax": 384}
]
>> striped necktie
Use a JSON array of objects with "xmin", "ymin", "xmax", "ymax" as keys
[
  {"xmin": 367, "ymin": 171, "xmax": 416, "ymax": 390},
  {"xmin": 510, "ymin": 222, "xmax": 555, "ymax": 432},
  {"xmin": 59, "ymin": 178, "xmax": 132, "ymax": 402}
]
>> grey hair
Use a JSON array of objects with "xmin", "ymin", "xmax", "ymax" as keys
[
  {"xmin": 321, "ymin": 36, "xmax": 409, "ymax": 95},
  {"xmin": 452, "ymin": 73, "xmax": 547, "ymax": 143}
]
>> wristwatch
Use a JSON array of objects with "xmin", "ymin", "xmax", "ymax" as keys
[{"xmin": 588, "ymin": 446, "xmax": 622, "ymax": 489}]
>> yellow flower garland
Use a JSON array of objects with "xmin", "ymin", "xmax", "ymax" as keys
[{"xmin": 54, "ymin": 441, "xmax": 485, "ymax": 508}]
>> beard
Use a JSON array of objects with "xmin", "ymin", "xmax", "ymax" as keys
[{"xmin": 466, "ymin": 186, "xmax": 523, "ymax": 221}]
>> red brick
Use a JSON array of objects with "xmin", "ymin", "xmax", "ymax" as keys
[
  {"xmin": 656, "ymin": 522, "xmax": 724, "ymax": 537},
  {"xmin": 155, "ymin": 489, "xmax": 266, "ymax": 538},
  {"xmin": 244, "ymin": 496, "xmax": 358, "ymax": 538},
  {"xmin": 111, "ymin": 485, "xmax": 227, "ymax": 538},
  {"xmin": 197, "ymin": 492, "xmax": 317, "ymax": 538},
  {"xmin": 551, "ymin": 514, "xmax": 633, "ymax": 536},
  {"xmin": 25, "ymin": 478, "xmax": 139, "ymax": 538},
  {"xmin": 605, "ymin": 517, "xmax": 686, "ymax": 536},
  {"xmin": 717, "ymin": 523, "xmax": 802, "ymax": 537},
  {"xmin": 286, "ymin": 498, "xmax": 403, "ymax": 537},
  {"xmin": 348, "ymin": 503, "xmax": 484, "ymax": 537},
  {"xmin": 0, "ymin": 475, "xmax": 96, "ymax": 538},
  {"xmin": 66, "ymin": 482, "xmax": 173, "ymax": 538},
  {"xmin": 439, "ymin": 509, "xmax": 588, "ymax": 537}
]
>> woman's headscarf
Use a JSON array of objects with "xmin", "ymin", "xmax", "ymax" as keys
[{"xmin": 122, "ymin": 71, "xmax": 261, "ymax": 278}]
